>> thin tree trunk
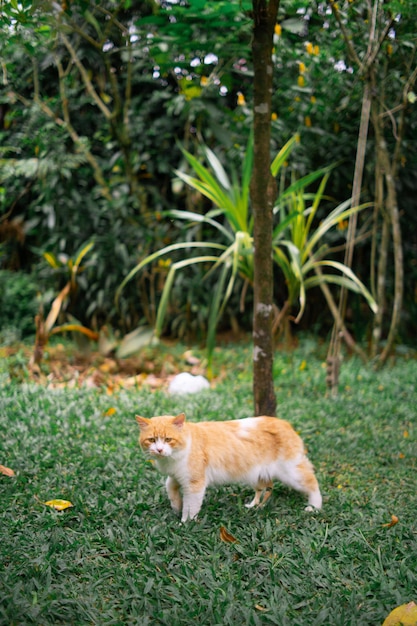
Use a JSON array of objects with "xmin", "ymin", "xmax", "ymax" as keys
[
  {"xmin": 251, "ymin": 0, "xmax": 279, "ymax": 416},
  {"xmin": 370, "ymin": 132, "xmax": 389, "ymax": 359},
  {"xmin": 378, "ymin": 146, "xmax": 403, "ymax": 365},
  {"xmin": 326, "ymin": 81, "xmax": 372, "ymax": 394}
]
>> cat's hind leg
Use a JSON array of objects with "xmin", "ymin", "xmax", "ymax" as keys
[
  {"xmin": 245, "ymin": 481, "xmax": 273, "ymax": 508},
  {"xmin": 276, "ymin": 456, "xmax": 322, "ymax": 511},
  {"xmin": 298, "ymin": 457, "xmax": 322, "ymax": 511},
  {"xmin": 166, "ymin": 476, "xmax": 182, "ymax": 513}
]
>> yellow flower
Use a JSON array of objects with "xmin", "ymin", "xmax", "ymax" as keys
[
  {"xmin": 274, "ymin": 23, "xmax": 282, "ymax": 36},
  {"xmin": 306, "ymin": 42, "xmax": 313, "ymax": 54},
  {"xmin": 313, "ymin": 45, "xmax": 320, "ymax": 55},
  {"xmin": 200, "ymin": 76, "xmax": 208, "ymax": 86},
  {"xmin": 237, "ymin": 92, "xmax": 246, "ymax": 106},
  {"xmin": 310, "ymin": 95, "xmax": 317, "ymax": 104},
  {"xmin": 337, "ymin": 219, "xmax": 349, "ymax": 231},
  {"xmin": 387, "ymin": 43, "xmax": 393, "ymax": 55},
  {"xmin": 297, "ymin": 75, "xmax": 305, "ymax": 88},
  {"xmin": 304, "ymin": 115, "xmax": 312, "ymax": 127},
  {"xmin": 298, "ymin": 61, "xmax": 306, "ymax": 74},
  {"xmin": 295, "ymin": 96, "xmax": 301, "ymax": 102},
  {"xmin": 271, "ymin": 112, "xmax": 278, "ymax": 121}
]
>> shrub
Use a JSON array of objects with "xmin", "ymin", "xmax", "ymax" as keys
[{"xmin": 0, "ymin": 270, "xmax": 38, "ymax": 343}]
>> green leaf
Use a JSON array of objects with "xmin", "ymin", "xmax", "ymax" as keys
[{"xmin": 115, "ymin": 326, "xmax": 154, "ymax": 358}]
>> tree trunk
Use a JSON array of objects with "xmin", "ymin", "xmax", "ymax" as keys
[{"xmin": 251, "ymin": 0, "xmax": 279, "ymax": 416}]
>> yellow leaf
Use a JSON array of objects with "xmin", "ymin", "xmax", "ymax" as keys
[
  {"xmin": 299, "ymin": 359, "xmax": 307, "ymax": 371},
  {"xmin": 382, "ymin": 514, "xmax": 399, "ymax": 528},
  {"xmin": 220, "ymin": 526, "xmax": 238, "ymax": 543},
  {"xmin": 0, "ymin": 464, "xmax": 15, "ymax": 477},
  {"xmin": 237, "ymin": 92, "xmax": 246, "ymax": 106},
  {"xmin": 44, "ymin": 499, "xmax": 73, "ymax": 511},
  {"xmin": 104, "ymin": 407, "xmax": 117, "ymax": 416},
  {"xmin": 100, "ymin": 92, "xmax": 112, "ymax": 104},
  {"xmin": 382, "ymin": 601, "xmax": 417, "ymax": 626},
  {"xmin": 43, "ymin": 252, "xmax": 60, "ymax": 269},
  {"xmin": 255, "ymin": 604, "xmax": 267, "ymax": 611}
]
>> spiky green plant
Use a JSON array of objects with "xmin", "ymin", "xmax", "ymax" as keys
[
  {"xmin": 117, "ymin": 135, "xmax": 377, "ymax": 372},
  {"xmin": 272, "ymin": 173, "xmax": 377, "ymax": 330}
]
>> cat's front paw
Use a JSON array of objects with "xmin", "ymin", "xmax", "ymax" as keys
[{"xmin": 304, "ymin": 505, "xmax": 320, "ymax": 512}]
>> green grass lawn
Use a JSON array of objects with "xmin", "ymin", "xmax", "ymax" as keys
[{"xmin": 0, "ymin": 341, "xmax": 416, "ymax": 625}]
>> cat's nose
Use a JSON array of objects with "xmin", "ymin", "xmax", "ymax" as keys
[{"xmin": 156, "ymin": 447, "xmax": 164, "ymax": 454}]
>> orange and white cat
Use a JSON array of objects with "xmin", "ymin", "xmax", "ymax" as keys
[{"xmin": 136, "ymin": 413, "xmax": 322, "ymax": 522}]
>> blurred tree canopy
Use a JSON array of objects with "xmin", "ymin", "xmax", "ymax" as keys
[{"xmin": 1, "ymin": 0, "xmax": 416, "ymax": 350}]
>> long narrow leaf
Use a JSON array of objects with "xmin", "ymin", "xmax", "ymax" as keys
[
  {"xmin": 167, "ymin": 209, "xmax": 234, "ymax": 242},
  {"xmin": 305, "ymin": 172, "xmax": 330, "ymax": 237},
  {"xmin": 154, "ymin": 255, "xmax": 223, "ymax": 337},
  {"xmin": 303, "ymin": 201, "xmax": 372, "ymax": 260},
  {"xmin": 50, "ymin": 324, "xmax": 99, "ymax": 340},
  {"xmin": 203, "ymin": 145, "xmax": 231, "ymax": 190},
  {"xmin": 73, "ymin": 241, "xmax": 94, "ymax": 271},
  {"xmin": 206, "ymin": 261, "xmax": 231, "ymax": 376},
  {"xmin": 274, "ymin": 167, "xmax": 331, "ymax": 208},
  {"xmin": 116, "ymin": 242, "xmax": 226, "ymax": 305},
  {"xmin": 44, "ymin": 282, "xmax": 71, "ymax": 334},
  {"xmin": 241, "ymin": 131, "xmax": 254, "ymax": 215},
  {"xmin": 270, "ymin": 135, "xmax": 298, "ymax": 177},
  {"xmin": 309, "ymin": 259, "xmax": 378, "ymax": 313},
  {"xmin": 272, "ymin": 208, "xmax": 300, "ymax": 242},
  {"xmin": 174, "ymin": 170, "xmax": 235, "ymax": 214}
]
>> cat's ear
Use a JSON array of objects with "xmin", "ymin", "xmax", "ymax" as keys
[
  {"xmin": 172, "ymin": 413, "xmax": 186, "ymax": 429},
  {"xmin": 136, "ymin": 415, "xmax": 150, "ymax": 430}
]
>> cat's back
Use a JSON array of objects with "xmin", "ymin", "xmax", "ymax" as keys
[{"xmin": 189, "ymin": 415, "xmax": 304, "ymax": 458}]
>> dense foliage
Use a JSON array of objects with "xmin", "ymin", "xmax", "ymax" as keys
[{"xmin": 1, "ymin": 0, "xmax": 416, "ymax": 348}]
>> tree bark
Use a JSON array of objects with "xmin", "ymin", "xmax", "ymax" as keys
[{"xmin": 251, "ymin": 0, "xmax": 279, "ymax": 416}]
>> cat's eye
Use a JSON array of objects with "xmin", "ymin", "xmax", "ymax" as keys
[
  {"xmin": 165, "ymin": 438, "xmax": 172, "ymax": 443},
  {"xmin": 147, "ymin": 437, "xmax": 156, "ymax": 443}
]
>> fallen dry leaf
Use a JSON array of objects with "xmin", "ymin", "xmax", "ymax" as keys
[
  {"xmin": 382, "ymin": 601, "xmax": 417, "ymax": 626},
  {"xmin": 382, "ymin": 514, "xmax": 399, "ymax": 528},
  {"xmin": 0, "ymin": 464, "xmax": 15, "ymax": 477},
  {"xmin": 220, "ymin": 526, "xmax": 238, "ymax": 543},
  {"xmin": 44, "ymin": 499, "xmax": 73, "ymax": 511}
]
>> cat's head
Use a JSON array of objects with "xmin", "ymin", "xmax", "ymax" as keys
[{"xmin": 136, "ymin": 413, "xmax": 186, "ymax": 458}]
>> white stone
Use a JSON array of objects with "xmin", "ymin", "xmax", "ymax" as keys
[{"xmin": 168, "ymin": 372, "xmax": 210, "ymax": 395}]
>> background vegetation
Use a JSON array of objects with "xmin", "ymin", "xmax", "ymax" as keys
[{"xmin": 1, "ymin": 0, "xmax": 416, "ymax": 354}]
